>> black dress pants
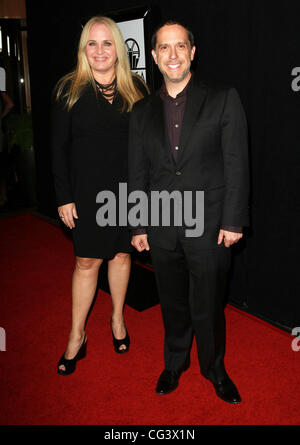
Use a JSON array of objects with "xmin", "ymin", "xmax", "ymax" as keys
[{"xmin": 150, "ymin": 230, "xmax": 231, "ymax": 384}]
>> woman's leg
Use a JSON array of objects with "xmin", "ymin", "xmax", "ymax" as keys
[
  {"xmin": 58, "ymin": 256, "xmax": 102, "ymax": 371},
  {"xmin": 107, "ymin": 252, "xmax": 131, "ymax": 350}
]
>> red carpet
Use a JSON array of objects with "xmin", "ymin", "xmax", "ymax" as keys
[{"xmin": 0, "ymin": 213, "xmax": 299, "ymax": 425}]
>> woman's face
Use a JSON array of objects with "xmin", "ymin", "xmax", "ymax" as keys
[{"xmin": 85, "ymin": 22, "xmax": 117, "ymax": 80}]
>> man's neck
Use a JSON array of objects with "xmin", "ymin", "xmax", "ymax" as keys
[{"xmin": 164, "ymin": 71, "xmax": 192, "ymax": 98}]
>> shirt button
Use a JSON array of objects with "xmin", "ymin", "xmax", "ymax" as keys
[
  {"xmin": 175, "ymin": 124, "xmax": 179, "ymax": 128},
  {"xmin": 175, "ymin": 102, "xmax": 178, "ymax": 106},
  {"xmin": 175, "ymin": 146, "xmax": 179, "ymax": 150},
  {"xmin": 175, "ymin": 171, "xmax": 181, "ymax": 175}
]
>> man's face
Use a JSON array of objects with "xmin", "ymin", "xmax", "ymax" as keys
[{"xmin": 151, "ymin": 24, "xmax": 195, "ymax": 83}]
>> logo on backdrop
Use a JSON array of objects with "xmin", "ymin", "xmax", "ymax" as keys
[
  {"xmin": 125, "ymin": 38, "xmax": 140, "ymax": 70},
  {"xmin": 291, "ymin": 327, "xmax": 300, "ymax": 351},
  {"xmin": 117, "ymin": 18, "xmax": 147, "ymax": 81},
  {"xmin": 291, "ymin": 67, "xmax": 300, "ymax": 91}
]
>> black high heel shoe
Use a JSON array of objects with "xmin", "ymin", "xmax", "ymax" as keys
[
  {"xmin": 57, "ymin": 333, "xmax": 87, "ymax": 375},
  {"xmin": 110, "ymin": 318, "xmax": 130, "ymax": 354}
]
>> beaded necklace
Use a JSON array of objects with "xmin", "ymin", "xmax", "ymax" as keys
[{"xmin": 95, "ymin": 78, "xmax": 117, "ymax": 102}]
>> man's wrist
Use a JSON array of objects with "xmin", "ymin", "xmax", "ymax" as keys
[
  {"xmin": 220, "ymin": 225, "xmax": 242, "ymax": 233},
  {"xmin": 132, "ymin": 228, "xmax": 147, "ymax": 236}
]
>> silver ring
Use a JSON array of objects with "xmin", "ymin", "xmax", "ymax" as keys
[{"xmin": 60, "ymin": 215, "xmax": 64, "ymax": 219}]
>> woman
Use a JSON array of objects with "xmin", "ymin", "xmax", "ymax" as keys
[{"xmin": 51, "ymin": 16, "xmax": 148, "ymax": 375}]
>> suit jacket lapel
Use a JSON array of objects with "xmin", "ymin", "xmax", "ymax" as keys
[
  {"xmin": 151, "ymin": 93, "xmax": 177, "ymax": 166},
  {"xmin": 177, "ymin": 82, "xmax": 207, "ymax": 164}
]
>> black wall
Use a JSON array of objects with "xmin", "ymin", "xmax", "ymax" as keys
[{"xmin": 26, "ymin": 0, "xmax": 300, "ymax": 330}]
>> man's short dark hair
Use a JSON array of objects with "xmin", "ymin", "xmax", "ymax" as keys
[{"xmin": 151, "ymin": 20, "xmax": 195, "ymax": 50}]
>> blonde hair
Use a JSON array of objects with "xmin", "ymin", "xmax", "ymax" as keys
[{"xmin": 55, "ymin": 15, "xmax": 148, "ymax": 111}]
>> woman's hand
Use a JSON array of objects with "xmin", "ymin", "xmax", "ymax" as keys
[{"xmin": 58, "ymin": 203, "xmax": 78, "ymax": 229}]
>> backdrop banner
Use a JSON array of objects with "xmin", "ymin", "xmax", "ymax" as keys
[{"xmin": 118, "ymin": 18, "xmax": 147, "ymax": 82}]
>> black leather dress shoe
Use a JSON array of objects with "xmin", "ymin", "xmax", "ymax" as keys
[
  {"xmin": 213, "ymin": 377, "xmax": 241, "ymax": 404},
  {"xmin": 155, "ymin": 369, "xmax": 181, "ymax": 395}
]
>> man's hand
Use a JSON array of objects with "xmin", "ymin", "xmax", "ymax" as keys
[
  {"xmin": 58, "ymin": 202, "xmax": 78, "ymax": 229},
  {"xmin": 131, "ymin": 234, "xmax": 150, "ymax": 252},
  {"xmin": 217, "ymin": 229, "xmax": 243, "ymax": 248}
]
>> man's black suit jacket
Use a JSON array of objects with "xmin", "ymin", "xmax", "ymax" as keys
[{"xmin": 128, "ymin": 78, "xmax": 249, "ymax": 251}]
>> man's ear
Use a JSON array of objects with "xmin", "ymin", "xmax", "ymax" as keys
[
  {"xmin": 191, "ymin": 46, "xmax": 196, "ymax": 61},
  {"xmin": 151, "ymin": 49, "xmax": 158, "ymax": 65}
]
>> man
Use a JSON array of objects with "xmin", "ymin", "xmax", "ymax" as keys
[{"xmin": 128, "ymin": 20, "xmax": 249, "ymax": 404}]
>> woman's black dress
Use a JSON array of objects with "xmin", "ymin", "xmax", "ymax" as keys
[{"xmin": 51, "ymin": 79, "xmax": 146, "ymax": 258}]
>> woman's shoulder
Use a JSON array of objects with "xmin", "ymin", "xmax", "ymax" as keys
[
  {"xmin": 52, "ymin": 76, "xmax": 92, "ymax": 110},
  {"xmin": 52, "ymin": 75, "xmax": 72, "ymax": 106},
  {"xmin": 132, "ymin": 73, "xmax": 150, "ymax": 97}
]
